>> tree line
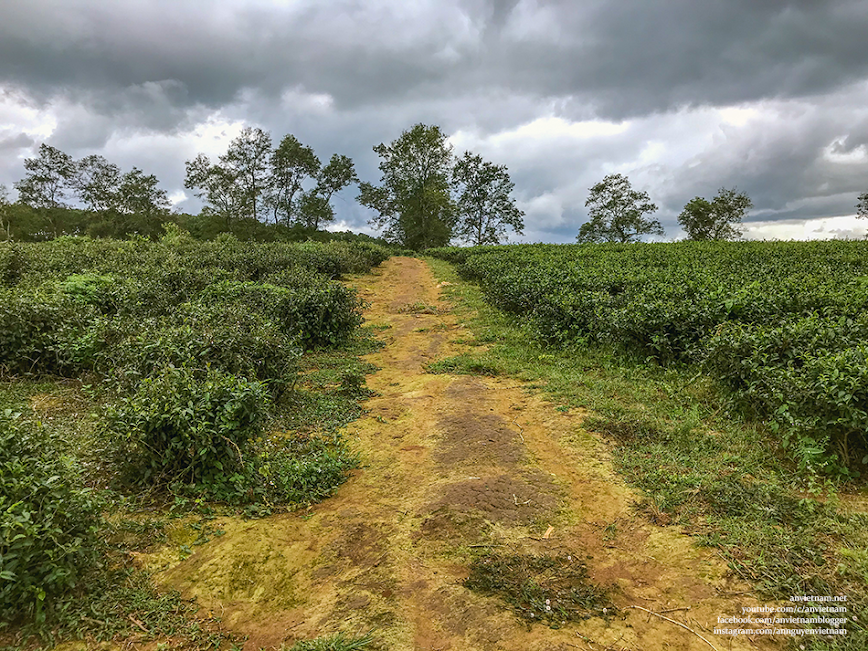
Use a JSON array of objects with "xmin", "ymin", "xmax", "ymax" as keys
[
  {"xmin": 0, "ymin": 124, "xmax": 527, "ymax": 249},
  {"xmin": 3, "ymin": 122, "xmax": 867, "ymax": 247}
]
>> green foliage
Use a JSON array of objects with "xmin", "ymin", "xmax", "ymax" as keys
[
  {"xmin": 0, "ymin": 287, "xmax": 98, "ymax": 376},
  {"xmin": 452, "ymin": 152, "xmax": 524, "ymax": 246},
  {"xmin": 255, "ymin": 434, "xmax": 359, "ymax": 504},
  {"xmin": 705, "ymin": 316, "xmax": 868, "ymax": 476},
  {"xmin": 199, "ymin": 276, "xmax": 363, "ymax": 349},
  {"xmin": 0, "ymin": 242, "xmax": 26, "ymax": 285},
  {"xmin": 577, "ymin": 173, "xmax": 662, "ymax": 243},
  {"xmin": 678, "ymin": 187, "xmax": 752, "ymax": 241},
  {"xmin": 430, "ymin": 240, "xmax": 868, "ymax": 474},
  {"xmin": 99, "ymin": 305, "xmax": 301, "ymax": 394},
  {"xmin": 0, "ymin": 410, "xmax": 101, "ymax": 625},
  {"xmin": 104, "ymin": 366, "xmax": 269, "ymax": 498},
  {"xmin": 359, "ymin": 123, "xmax": 456, "ymax": 250}
]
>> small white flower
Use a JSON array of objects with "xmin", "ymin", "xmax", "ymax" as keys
[{"xmin": 545, "ymin": 599, "xmax": 551, "ymax": 605}]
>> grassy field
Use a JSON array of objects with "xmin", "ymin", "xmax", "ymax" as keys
[{"xmin": 426, "ymin": 246, "xmax": 868, "ymax": 651}]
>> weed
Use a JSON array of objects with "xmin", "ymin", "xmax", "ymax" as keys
[{"xmin": 465, "ymin": 553, "xmax": 614, "ymax": 626}]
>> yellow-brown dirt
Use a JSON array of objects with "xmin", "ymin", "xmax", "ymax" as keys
[{"xmin": 137, "ymin": 257, "xmax": 784, "ymax": 650}]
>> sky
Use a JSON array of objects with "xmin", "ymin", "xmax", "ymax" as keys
[{"xmin": 2, "ymin": 0, "xmax": 868, "ymax": 243}]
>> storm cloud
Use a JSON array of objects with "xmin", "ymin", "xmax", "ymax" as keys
[{"xmin": 2, "ymin": 0, "xmax": 867, "ymax": 241}]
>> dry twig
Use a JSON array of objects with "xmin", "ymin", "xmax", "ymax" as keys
[{"xmin": 627, "ymin": 605, "xmax": 719, "ymax": 651}]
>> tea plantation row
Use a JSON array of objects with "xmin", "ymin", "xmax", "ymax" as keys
[
  {"xmin": 0, "ymin": 232, "xmax": 390, "ymax": 626},
  {"xmin": 429, "ymin": 241, "xmax": 868, "ymax": 477}
]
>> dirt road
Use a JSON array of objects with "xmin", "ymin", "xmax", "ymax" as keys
[{"xmin": 148, "ymin": 257, "xmax": 779, "ymax": 650}]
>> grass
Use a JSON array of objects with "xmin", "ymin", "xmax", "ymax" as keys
[
  {"xmin": 464, "ymin": 553, "xmax": 614, "ymax": 627},
  {"xmin": 425, "ymin": 256, "xmax": 868, "ymax": 650},
  {"xmin": 282, "ymin": 631, "xmax": 374, "ymax": 651}
]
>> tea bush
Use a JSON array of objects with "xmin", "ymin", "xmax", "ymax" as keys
[
  {"xmin": 0, "ymin": 287, "xmax": 99, "ymax": 376},
  {"xmin": 200, "ymin": 277, "xmax": 363, "ymax": 349},
  {"xmin": 429, "ymin": 241, "xmax": 868, "ymax": 475},
  {"xmin": 104, "ymin": 366, "xmax": 270, "ymax": 498},
  {"xmin": 0, "ymin": 410, "xmax": 102, "ymax": 625},
  {"xmin": 98, "ymin": 304, "xmax": 301, "ymax": 394}
]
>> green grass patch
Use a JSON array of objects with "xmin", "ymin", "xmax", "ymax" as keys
[
  {"xmin": 464, "ymin": 553, "xmax": 614, "ymax": 626},
  {"xmin": 282, "ymin": 631, "xmax": 374, "ymax": 651}
]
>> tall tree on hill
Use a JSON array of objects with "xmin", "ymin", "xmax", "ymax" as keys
[
  {"xmin": 117, "ymin": 168, "xmax": 170, "ymax": 218},
  {"xmin": 185, "ymin": 154, "xmax": 243, "ymax": 226},
  {"xmin": 452, "ymin": 152, "xmax": 524, "ymax": 246},
  {"xmin": 0, "ymin": 184, "xmax": 10, "ymax": 240},
  {"xmin": 678, "ymin": 188, "xmax": 752, "ymax": 241},
  {"xmin": 14, "ymin": 144, "xmax": 75, "ymax": 210},
  {"xmin": 577, "ymin": 174, "xmax": 662, "ymax": 243},
  {"xmin": 267, "ymin": 134, "xmax": 320, "ymax": 225},
  {"xmin": 857, "ymin": 191, "xmax": 868, "ymax": 219},
  {"xmin": 223, "ymin": 127, "xmax": 272, "ymax": 221},
  {"xmin": 14, "ymin": 144, "xmax": 77, "ymax": 237},
  {"xmin": 297, "ymin": 154, "xmax": 359, "ymax": 230},
  {"xmin": 72, "ymin": 155, "xmax": 122, "ymax": 212},
  {"xmin": 359, "ymin": 123, "xmax": 455, "ymax": 250},
  {"xmin": 184, "ymin": 127, "xmax": 272, "ymax": 224}
]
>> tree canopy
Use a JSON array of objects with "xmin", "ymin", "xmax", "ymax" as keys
[
  {"xmin": 857, "ymin": 191, "xmax": 868, "ymax": 220},
  {"xmin": 452, "ymin": 152, "xmax": 524, "ymax": 246},
  {"xmin": 577, "ymin": 174, "xmax": 662, "ymax": 243},
  {"xmin": 14, "ymin": 144, "xmax": 76, "ymax": 210},
  {"xmin": 358, "ymin": 123, "xmax": 456, "ymax": 250},
  {"xmin": 678, "ymin": 187, "xmax": 752, "ymax": 241}
]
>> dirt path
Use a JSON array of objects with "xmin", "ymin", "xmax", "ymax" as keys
[{"xmin": 147, "ymin": 257, "xmax": 780, "ymax": 651}]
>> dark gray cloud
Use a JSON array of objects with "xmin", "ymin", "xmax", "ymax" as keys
[{"xmin": 1, "ymin": 0, "xmax": 867, "ymax": 241}]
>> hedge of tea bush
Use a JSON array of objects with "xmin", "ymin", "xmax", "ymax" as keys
[
  {"xmin": 0, "ymin": 410, "xmax": 102, "ymax": 625},
  {"xmin": 429, "ymin": 241, "xmax": 868, "ymax": 476},
  {"xmin": 0, "ymin": 235, "xmax": 387, "ymax": 495}
]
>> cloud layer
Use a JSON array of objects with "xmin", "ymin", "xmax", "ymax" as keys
[{"xmin": 2, "ymin": 0, "xmax": 867, "ymax": 241}]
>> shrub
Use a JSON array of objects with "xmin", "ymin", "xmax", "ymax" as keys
[
  {"xmin": 98, "ymin": 304, "xmax": 301, "ymax": 394},
  {"xmin": 200, "ymin": 277, "xmax": 364, "ymax": 349},
  {"xmin": 0, "ymin": 288, "xmax": 98, "ymax": 376},
  {"xmin": 0, "ymin": 410, "xmax": 101, "ymax": 625},
  {"xmin": 104, "ymin": 366, "xmax": 270, "ymax": 498},
  {"xmin": 255, "ymin": 434, "xmax": 359, "ymax": 504}
]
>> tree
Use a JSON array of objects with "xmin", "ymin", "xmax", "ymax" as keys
[
  {"xmin": 117, "ymin": 168, "xmax": 170, "ymax": 218},
  {"xmin": 577, "ymin": 174, "xmax": 662, "ymax": 243},
  {"xmin": 72, "ymin": 155, "xmax": 121, "ymax": 212},
  {"xmin": 184, "ymin": 128, "xmax": 272, "ymax": 224},
  {"xmin": 857, "ymin": 191, "xmax": 868, "ymax": 219},
  {"xmin": 222, "ymin": 127, "xmax": 272, "ymax": 221},
  {"xmin": 14, "ymin": 144, "xmax": 75, "ymax": 209},
  {"xmin": 452, "ymin": 152, "xmax": 524, "ymax": 246},
  {"xmin": 184, "ymin": 153, "xmax": 246, "ymax": 227},
  {"xmin": 0, "ymin": 185, "xmax": 10, "ymax": 240},
  {"xmin": 297, "ymin": 154, "xmax": 359, "ymax": 230},
  {"xmin": 296, "ymin": 191, "xmax": 334, "ymax": 231},
  {"xmin": 267, "ymin": 134, "xmax": 320, "ymax": 225},
  {"xmin": 358, "ymin": 123, "xmax": 455, "ymax": 250},
  {"xmin": 678, "ymin": 187, "xmax": 752, "ymax": 241}
]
